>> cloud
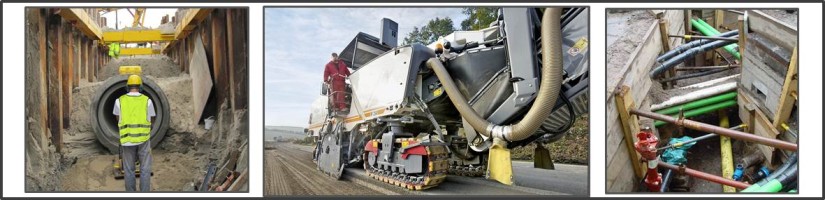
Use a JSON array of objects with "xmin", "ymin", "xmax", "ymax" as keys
[{"xmin": 264, "ymin": 7, "xmax": 467, "ymax": 127}]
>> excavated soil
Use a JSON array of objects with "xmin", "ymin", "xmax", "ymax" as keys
[{"xmin": 98, "ymin": 55, "xmax": 182, "ymax": 80}]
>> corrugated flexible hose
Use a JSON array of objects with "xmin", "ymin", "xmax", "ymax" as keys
[{"xmin": 426, "ymin": 7, "xmax": 563, "ymax": 142}]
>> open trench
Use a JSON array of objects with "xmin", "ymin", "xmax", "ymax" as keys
[{"xmin": 56, "ymin": 56, "xmax": 247, "ymax": 191}]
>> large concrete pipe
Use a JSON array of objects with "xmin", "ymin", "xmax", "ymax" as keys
[{"xmin": 90, "ymin": 75, "xmax": 170, "ymax": 153}]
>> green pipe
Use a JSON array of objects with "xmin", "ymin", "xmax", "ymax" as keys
[
  {"xmin": 655, "ymin": 92, "xmax": 737, "ymax": 115},
  {"xmin": 740, "ymin": 183, "xmax": 761, "ymax": 192},
  {"xmin": 691, "ymin": 19, "xmax": 741, "ymax": 60},
  {"xmin": 654, "ymin": 100, "xmax": 737, "ymax": 127},
  {"xmin": 741, "ymin": 179, "xmax": 784, "ymax": 193}
]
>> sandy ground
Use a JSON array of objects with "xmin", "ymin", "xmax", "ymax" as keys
[
  {"xmin": 60, "ymin": 151, "xmax": 201, "ymax": 191},
  {"xmin": 761, "ymin": 10, "xmax": 798, "ymax": 27},
  {"xmin": 98, "ymin": 55, "xmax": 182, "ymax": 80},
  {"xmin": 35, "ymin": 55, "xmax": 248, "ymax": 192}
]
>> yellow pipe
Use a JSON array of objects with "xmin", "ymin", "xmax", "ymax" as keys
[{"xmin": 719, "ymin": 109, "xmax": 735, "ymax": 192}]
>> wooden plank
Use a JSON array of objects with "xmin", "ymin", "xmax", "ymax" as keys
[
  {"xmin": 61, "ymin": 21, "xmax": 72, "ymax": 129},
  {"xmin": 68, "ymin": 30, "xmax": 75, "ymax": 88},
  {"xmin": 748, "ymin": 10, "xmax": 797, "ymax": 51},
  {"xmin": 230, "ymin": 9, "xmax": 248, "ymax": 109},
  {"xmin": 738, "ymin": 89, "xmax": 780, "ymax": 165},
  {"xmin": 615, "ymin": 86, "xmax": 644, "ymax": 179},
  {"xmin": 772, "ymin": 47, "xmax": 798, "ymax": 128},
  {"xmin": 606, "ymin": 21, "xmax": 659, "ymax": 103},
  {"xmin": 606, "ymin": 139, "xmax": 637, "ymax": 193},
  {"xmin": 227, "ymin": 168, "xmax": 249, "ymax": 191},
  {"xmin": 57, "ymin": 8, "xmax": 102, "ymax": 40},
  {"xmin": 226, "ymin": 9, "xmax": 236, "ymax": 110},
  {"xmin": 212, "ymin": 10, "xmax": 228, "ymax": 108},
  {"xmin": 37, "ymin": 9, "xmax": 50, "ymax": 147},
  {"xmin": 713, "ymin": 10, "xmax": 725, "ymax": 66},
  {"xmin": 190, "ymin": 36, "xmax": 214, "ymax": 124},
  {"xmin": 47, "ymin": 14, "xmax": 64, "ymax": 152}
]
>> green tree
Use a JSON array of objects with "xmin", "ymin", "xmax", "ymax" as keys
[
  {"xmin": 460, "ymin": 7, "xmax": 499, "ymax": 31},
  {"xmin": 402, "ymin": 17, "xmax": 456, "ymax": 45}
]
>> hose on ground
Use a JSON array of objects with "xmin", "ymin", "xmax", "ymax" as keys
[
  {"xmin": 425, "ymin": 7, "xmax": 564, "ymax": 142},
  {"xmin": 649, "ymin": 38, "xmax": 737, "ymax": 78},
  {"xmin": 657, "ymin": 30, "xmax": 738, "ymax": 63}
]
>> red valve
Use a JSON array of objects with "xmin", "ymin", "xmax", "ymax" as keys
[{"xmin": 634, "ymin": 127, "xmax": 661, "ymax": 192}]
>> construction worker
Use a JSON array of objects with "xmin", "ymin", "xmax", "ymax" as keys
[
  {"xmin": 109, "ymin": 42, "xmax": 121, "ymax": 59},
  {"xmin": 113, "ymin": 75, "xmax": 156, "ymax": 192},
  {"xmin": 323, "ymin": 53, "xmax": 351, "ymax": 115}
]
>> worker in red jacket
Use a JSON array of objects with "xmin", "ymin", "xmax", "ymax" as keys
[{"xmin": 323, "ymin": 53, "xmax": 351, "ymax": 115}]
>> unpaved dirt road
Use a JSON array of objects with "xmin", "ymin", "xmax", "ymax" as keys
[{"xmin": 264, "ymin": 142, "xmax": 586, "ymax": 196}]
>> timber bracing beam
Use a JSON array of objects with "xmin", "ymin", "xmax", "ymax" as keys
[
  {"xmin": 163, "ymin": 8, "xmax": 213, "ymax": 53},
  {"xmin": 58, "ymin": 8, "xmax": 103, "ymax": 40}
]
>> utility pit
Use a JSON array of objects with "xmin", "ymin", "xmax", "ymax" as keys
[{"xmin": 606, "ymin": 9, "xmax": 798, "ymax": 193}]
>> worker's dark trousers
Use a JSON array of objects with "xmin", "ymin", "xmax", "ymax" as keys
[{"xmin": 122, "ymin": 141, "xmax": 152, "ymax": 191}]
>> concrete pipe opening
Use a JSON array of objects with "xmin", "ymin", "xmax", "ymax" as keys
[{"xmin": 90, "ymin": 75, "xmax": 170, "ymax": 153}]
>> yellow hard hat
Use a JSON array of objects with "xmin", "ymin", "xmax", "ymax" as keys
[{"xmin": 127, "ymin": 75, "xmax": 142, "ymax": 86}]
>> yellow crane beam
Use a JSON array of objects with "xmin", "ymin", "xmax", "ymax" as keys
[
  {"xmin": 103, "ymin": 30, "xmax": 175, "ymax": 44},
  {"xmin": 58, "ymin": 8, "xmax": 103, "ymax": 40},
  {"xmin": 120, "ymin": 48, "xmax": 160, "ymax": 55}
]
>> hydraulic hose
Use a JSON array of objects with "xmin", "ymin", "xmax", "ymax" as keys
[
  {"xmin": 426, "ymin": 8, "xmax": 563, "ymax": 142},
  {"xmin": 650, "ymin": 39, "xmax": 737, "ymax": 78},
  {"xmin": 657, "ymin": 30, "xmax": 738, "ymax": 63}
]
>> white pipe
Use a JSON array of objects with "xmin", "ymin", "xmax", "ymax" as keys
[
  {"xmin": 651, "ymin": 82, "xmax": 737, "ymax": 111},
  {"xmin": 676, "ymin": 74, "xmax": 740, "ymax": 90}
]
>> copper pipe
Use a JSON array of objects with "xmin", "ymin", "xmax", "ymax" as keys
[
  {"xmin": 658, "ymin": 162, "xmax": 751, "ymax": 189},
  {"xmin": 630, "ymin": 109, "xmax": 798, "ymax": 151}
]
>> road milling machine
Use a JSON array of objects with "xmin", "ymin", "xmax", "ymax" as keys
[{"xmin": 306, "ymin": 7, "xmax": 589, "ymax": 190}]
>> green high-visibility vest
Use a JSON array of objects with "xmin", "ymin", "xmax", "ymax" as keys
[
  {"xmin": 109, "ymin": 43, "xmax": 120, "ymax": 58},
  {"xmin": 118, "ymin": 94, "xmax": 151, "ymax": 144}
]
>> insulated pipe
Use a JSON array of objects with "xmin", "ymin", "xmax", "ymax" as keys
[
  {"xmin": 90, "ymin": 75, "xmax": 171, "ymax": 153},
  {"xmin": 651, "ymin": 82, "xmax": 736, "ymax": 110},
  {"xmin": 676, "ymin": 74, "xmax": 739, "ymax": 90},
  {"xmin": 657, "ymin": 30, "xmax": 739, "ymax": 63},
  {"xmin": 632, "ymin": 109, "xmax": 799, "ymax": 151},
  {"xmin": 658, "ymin": 162, "xmax": 751, "ymax": 189},
  {"xmin": 653, "ymin": 100, "xmax": 737, "ymax": 127},
  {"xmin": 654, "ymin": 92, "xmax": 737, "ymax": 115},
  {"xmin": 691, "ymin": 18, "xmax": 741, "ymax": 59},
  {"xmin": 650, "ymin": 39, "xmax": 737, "ymax": 78},
  {"xmin": 658, "ymin": 68, "xmax": 730, "ymax": 83},
  {"xmin": 426, "ymin": 8, "xmax": 563, "ymax": 142}
]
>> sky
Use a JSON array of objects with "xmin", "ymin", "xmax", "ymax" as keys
[
  {"xmin": 264, "ymin": 8, "xmax": 467, "ymax": 127},
  {"xmin": 100, "ymin": 8, "xmax": 178, "ymax": 29}
]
